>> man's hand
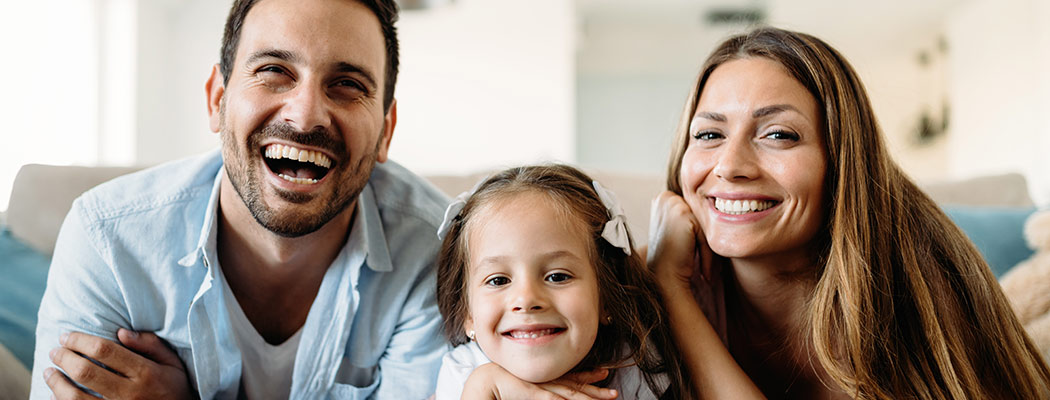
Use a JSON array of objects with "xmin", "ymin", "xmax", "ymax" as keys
[
  {"xmin": 462, "ymin": 363, "xmax": 618, "ymax": 400},
  {"xmin": 44, "ymin": 328, "xmax": 196, "ymax": 400}
]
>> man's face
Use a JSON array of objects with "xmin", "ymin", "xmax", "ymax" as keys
[{"xmin": 210, "ymin": 0, "xmax": 394, "ymax": 237}]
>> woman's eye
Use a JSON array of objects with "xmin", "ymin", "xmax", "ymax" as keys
[
  {"xmin": 484, "ymin": 276, "xmax": 510, "ymax": 287},
  {"xmin": 545, "ymin": 272, "xmax": 573, "ymax": 283},
  {"xmin": 765, "ymin": 130, "xmax": 801, "ymax": 141},
  {"xmin": 691, "ymin": 131, "xmax": 723, "ymax": 141}
]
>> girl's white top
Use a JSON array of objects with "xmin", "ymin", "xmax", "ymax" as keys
[{"xmin": 433, "ymin": 342, "xmax": 667, "ymax": 399}]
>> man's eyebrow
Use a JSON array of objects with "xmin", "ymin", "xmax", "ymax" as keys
[
  {"xmin": 246, "ymin": 49, "xmax": 301, "ymax": 65},
  {"xmin": 752, "ymin": 104, "xmax": 800, "ymax": 118},
  {"xmin": 694, "ymin": 111, "xmax": 726, "ymax": 122},
  {"xmin": 335, "ymin": 61, "xmax": 378, "ymax": 89}
]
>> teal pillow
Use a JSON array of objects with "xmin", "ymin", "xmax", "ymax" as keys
[
  {"xmin": 943, "ymin": 206, "xmax": 1035, "ymax": 278},
  {"xmin": 0, "ymin": 227, "xmax": 50, "ymax": 368}
]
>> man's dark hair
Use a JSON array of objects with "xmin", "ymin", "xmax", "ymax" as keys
[{"xmin": 219, "ymin": 0, "xmax": 400, "ymax": 111}]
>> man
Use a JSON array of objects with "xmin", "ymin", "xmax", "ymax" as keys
[{"xmin": 29, "ymin": 0, "xmax": 448, "ymax": 398}]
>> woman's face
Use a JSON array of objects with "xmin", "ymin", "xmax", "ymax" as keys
[{"xmin": 680, "ymin": 57, "xmax": 827, "ymax": 261}]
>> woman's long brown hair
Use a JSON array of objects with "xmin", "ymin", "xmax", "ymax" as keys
[
  {"xmin": 667, "ymin": 27, "xmax": 1050, "ymax": 398},
  {"xmin": 437, "ymin": 164, "xmax": 692, "ymax": 399}
]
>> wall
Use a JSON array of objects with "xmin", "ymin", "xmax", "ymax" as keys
[
  {"xmin": 393, "ymin": 0, "xmax": 576, "ymax": 174},
  {"xmin": 945, "ymin": 0, "xmax": 1050, "ymax": 205}
]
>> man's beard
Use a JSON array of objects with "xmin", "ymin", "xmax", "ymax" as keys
[{"xmin": 219, "ymin": 109, "xmax": 381, "ymax": 237}]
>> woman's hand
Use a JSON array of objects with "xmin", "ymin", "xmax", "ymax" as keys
[
  {"xmin": 647, "ymin": 191, "xmax": 709, "ymax": 295},
  {"xmin": 461, "ymin": 363, "xmax": 617, "ymax": 400}
]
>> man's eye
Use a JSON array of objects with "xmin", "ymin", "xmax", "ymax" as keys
[
  {"xmin": 545, "ymin": 273, "xmax": 572, "ymax": 283},
  {"xmin": 334, "ymin": 79, "xmax": 364, "ymax": 91},
  {"xmin": 258, "ymin": 65, "xmax": 286, "ymax": 75},
  {"xmin": 484, "ymin": 276, "xmax": 510, "ymax": 287},
  {"xmin": 691, "ymin": 131, "xmax": 723, "ymax": 141}
]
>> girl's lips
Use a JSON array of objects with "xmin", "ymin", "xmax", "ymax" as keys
[{"xmin": 500, "ymin": 327, "xmax": 566, "ymax": 346}]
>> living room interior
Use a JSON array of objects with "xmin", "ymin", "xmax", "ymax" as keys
[{"xmin": 2, "ymin": 0, "xmax": 1049, "ymax": 397}]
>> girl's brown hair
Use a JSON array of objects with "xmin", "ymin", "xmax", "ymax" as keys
[
  {"xmin": 436, "ymin": 164, "xmax": 690, "ymax": 399},
  {"xmin": 667, "ymin": 26, "xmax": 1050, "ymax": 398}
]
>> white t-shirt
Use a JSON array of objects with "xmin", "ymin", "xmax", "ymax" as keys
[
  {"xmin": 222, "ymin": 278, "xmax": 302, "ymax": 400},
  {"xmin": 434, "ymin": 342, "xmax": 666, "ymax": 400}
]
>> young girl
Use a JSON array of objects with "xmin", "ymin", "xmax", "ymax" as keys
[{"xmin": 433, "ymin": 165, "xmax": 690, "ymax": 400}]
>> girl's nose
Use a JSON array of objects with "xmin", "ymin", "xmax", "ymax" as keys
[{"xmin": 510, "ymin": 280, "xmax": 548, "ymax": 313}]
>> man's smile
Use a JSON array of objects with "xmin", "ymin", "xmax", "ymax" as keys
[{"xmin": 261, "ymin": 143, "xmax": 334, "ymax": 185}]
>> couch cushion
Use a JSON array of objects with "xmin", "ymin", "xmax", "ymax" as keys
[
  {"xmin": 0, "ymin": 228, "xmax": 50, "ymax": 368},
  {"xmin": 944, "ymin": 206, "xmax": 1036, "ymax": 278},
  {"xmin": 7, "ymin": 164, "xmax": 144, "ymax": 255}
]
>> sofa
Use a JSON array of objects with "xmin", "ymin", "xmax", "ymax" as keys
[{"xmin": 0, "ymin": 163, "xmax": 1039, "ymax": 398}]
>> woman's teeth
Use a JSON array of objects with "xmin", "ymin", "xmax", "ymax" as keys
[
  {"xmin": 714, "ymin": 198, "xmax": 776, "ymax": 215},
  {"xmin": 264, "ymin": 144, "xmax": 332, "ymax": 168}
]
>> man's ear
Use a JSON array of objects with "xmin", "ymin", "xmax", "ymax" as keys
[
  {"xmin": 375, "ymin": 99, "xmax": 396, "ymax": 163},
  {"xmin": 205, "ymin": 64, "xmax": 225, "ymax": 133}
]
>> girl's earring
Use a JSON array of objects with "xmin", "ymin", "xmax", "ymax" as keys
[
  {"xmin": 604, "ymin": 315, "xmax": 612, "ymax": 324},
  {"xmin": 467, "ymin": 330, "xmax": 476, "ymax": 341}
]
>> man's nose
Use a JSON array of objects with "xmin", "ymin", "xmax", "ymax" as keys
[
  {"xmin": 280, "ymin": 84, "xmax": 333, "ymax": 133},
  {"xmin": 713, "ymin": 134, "xmax": 759, "ymax": 181},
  {"xmin": 510, "ymin": 280, "xmax": 548, "ymax": 313}
]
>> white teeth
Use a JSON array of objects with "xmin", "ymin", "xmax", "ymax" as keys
[
  {"xmin": 277, "ymin": 173, "xmax": 319, "ymax": 185},
  {"xmin": 507, "ymin": 328, "xmax": 556, "ymax": 339},
  {"xmin": 263, "ymin": 144, "xmax": 332, "ymax": 169},
  {"xmin": 714, "ymin": 198, "xmax": 776, "ymax": 215}
]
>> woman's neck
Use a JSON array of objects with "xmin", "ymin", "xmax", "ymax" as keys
[{"xmin": 724, "ymin": 251, "xmax": 848, "ymax": 399}]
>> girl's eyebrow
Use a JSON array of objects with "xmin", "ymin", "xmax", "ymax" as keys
[
  {"xmin": 752, "ymin": 104, "xmax": 800, "ymax": 118},
  {"xmin": 476, "ymin": 250, "xmax": 584, "ymax": 267},
  {"xmin": 694, "ymin": 111, "xmax": 726, "ymax": 122}
]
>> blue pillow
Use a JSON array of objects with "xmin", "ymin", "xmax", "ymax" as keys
[
  {"xmin": 0, "ymin": 227, "xmax": 51, "ymax": 368},
  {"xmin": 943, "ymin": 206, "xmax": 1036, "ymax": 278}
]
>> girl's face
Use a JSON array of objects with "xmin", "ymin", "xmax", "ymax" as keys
[
  {"xmin": 463, "ymin": 191, "xmax": 601, "ymax": 383},
  {"xmin": 680, "ymin": 57, "xmax": 827, "ymax": 262}
]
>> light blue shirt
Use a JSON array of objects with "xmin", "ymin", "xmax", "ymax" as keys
[{"xmin": 29, "ymin": 149, "xmax": 449, "ymax": 399}]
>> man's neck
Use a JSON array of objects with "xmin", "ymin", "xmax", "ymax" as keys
[{"xmin": 215, "ymin": 175, "xmax": 354, "ymax": 344}]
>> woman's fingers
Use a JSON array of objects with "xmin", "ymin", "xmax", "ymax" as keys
[{"xmin": 648, "ymin": 191, "xmax": 703, "ymax": 290}]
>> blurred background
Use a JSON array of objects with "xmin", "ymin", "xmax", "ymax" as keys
[{"xmin": 2, "ymin": 0, "xmax": 1049, "ymax": 213}]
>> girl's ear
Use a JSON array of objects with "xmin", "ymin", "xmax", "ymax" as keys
[{"xmin": 462, "ymin": 316, "xmax": 474, "ymax": 337}]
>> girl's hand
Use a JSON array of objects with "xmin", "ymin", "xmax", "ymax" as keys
[
  {"xmin": 461, "ymin": 363, "xmax": 617, "ymax": 400},
  {"xmin": 647, "ymin": 191, "xmax": 710, "ymax": 294}
]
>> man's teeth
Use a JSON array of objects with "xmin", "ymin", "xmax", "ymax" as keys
[
  {"xmin": 714, "ymin": 198, "xmax": 776, "ymax": 215},
  {"xmin": 277, "ymin": 174, "xmax": 318, "ymax": 185},
  {"xmin": 263, "ymin": 144, "xmax": 332, "ymax": 168},
  {"xmin": 507, "ymin": 329, "xmax": 558, "ymax": 339}
]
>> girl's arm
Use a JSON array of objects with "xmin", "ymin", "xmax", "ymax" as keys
[
  {"xmin": 647, "ymin": 191, "xmax": 765, "ymax": 399},
  {"xmin": 461, "ymin": 363, "xmax": 617, "ymax": 400}
]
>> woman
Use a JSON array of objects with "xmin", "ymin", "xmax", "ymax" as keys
[{"xmin": 648, "ymin": 27, "xmax": 1050, "ymax": 399}]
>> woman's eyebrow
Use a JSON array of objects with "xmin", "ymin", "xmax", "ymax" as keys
[
  {"xmin": 752, "ymin": 104, "xmax": 800, "ymax": 118},
  {"xmin": 694, "ymin": 111, "xmax": 726, "ymax": 122}
]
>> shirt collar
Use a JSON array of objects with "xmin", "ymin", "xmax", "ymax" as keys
[
  {"xmin": 176, "ymin": 166, "xmax": 393, "ymax": 273},
  {"xmin": 177, "ymin": 166, "xmax": 224, "ymax": 268}
]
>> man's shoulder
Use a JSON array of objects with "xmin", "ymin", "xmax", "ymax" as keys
[
  {"xmin": 74, "ymin": 150, "xmax": 223, "ymax": 223},
  {"xmin": 369, "ymin": 160, "xmax": 450, "ymax": 229}
]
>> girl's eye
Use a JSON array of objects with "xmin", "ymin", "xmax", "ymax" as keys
[
  {"xmin": 545, "ymin": 272, "xmax": 573, "ymax": 283},
  {"xmin": 691, "ymin": 131, "xmax": 724, "ymax": 141},
  {"xmin": 764, "ymin": 130, "xmax": 801, "ymax": 141},
  {"xmin": 484, "ymin": 276, "xmax": 510, "ymax": 287}
]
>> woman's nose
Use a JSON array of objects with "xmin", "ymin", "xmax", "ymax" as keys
[{"xmin": 712, "ymin": 136, "xmax": 758, "ymax": 181}]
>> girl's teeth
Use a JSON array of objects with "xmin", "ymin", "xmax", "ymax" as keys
[
  {"xmin": 509, "ymin": 328, "xmax": 555, "ymax": 339},
  {"xmin": 714, "ymin": 198, "xmax": 775, "ymax": 215}
]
